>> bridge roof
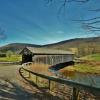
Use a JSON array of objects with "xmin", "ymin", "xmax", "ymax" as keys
[{"xmin": 20, "ymin": 47, "xmax": 74, "ymax": 55}]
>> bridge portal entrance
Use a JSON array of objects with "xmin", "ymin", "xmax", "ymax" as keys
[{"xmin": 22, "ymin": 54, "xmax": 32, "ymax": 63}]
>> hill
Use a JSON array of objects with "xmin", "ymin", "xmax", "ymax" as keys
[
  {"xmin": 0, "ymin": 43, "xmax": 41, "ymax": 53},
  {"xmin": 0, "ymin": 36, "xmax": 100, "ymax": 56},
  {"xmin": 43, "ymin": 36, "xmax": 100, "ymax": 49},
  {"xmin": 43, "ymin": 36, "xmax": 100, "ymax": 56}
]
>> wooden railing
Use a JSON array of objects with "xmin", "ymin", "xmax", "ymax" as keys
[{"xmin": 19, "ymin": 63, "xmax": 100, "ymax": 100}]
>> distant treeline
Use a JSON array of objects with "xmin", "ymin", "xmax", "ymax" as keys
[
  {"xmin": 0, "ymin": 53, "xmax": 6, "ymax": 57},
  {"xmin": 75, "ymin": 44, "xmax": 100, "ymax": 57},
  {"xmin": 0, "ymin": 50, "xmax": 15, "ymax": 57}
]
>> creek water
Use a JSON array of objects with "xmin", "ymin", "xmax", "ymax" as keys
[{"xmin": 59, "ymin": 71, "xmax": 100, "ymax": 88}]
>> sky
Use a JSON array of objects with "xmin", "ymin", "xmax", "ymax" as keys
[{"xmin": 0, "ymin": 0, "xmax": 99, "ymax": 46}]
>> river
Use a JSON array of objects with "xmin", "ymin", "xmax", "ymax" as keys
[{"xmin": 60, "ymin": 71, "xmax": 100, "ymax": 88}]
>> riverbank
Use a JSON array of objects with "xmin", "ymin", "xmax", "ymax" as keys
[
  {"xmin": 60, "ymin": 54, "xmax": 100, "ymax": 75},
  {"xmin": 60, "ymin": 63, "xmax": 100, "ymax": 75}
]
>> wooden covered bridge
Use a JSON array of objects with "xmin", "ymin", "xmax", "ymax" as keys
[
  {"xmin": 19, "ymin": 47, "xmax": 100, "ymax": 100},
  {"xmin": 20, "ymin": 47, "xmax": 74, "ymax": 65}
]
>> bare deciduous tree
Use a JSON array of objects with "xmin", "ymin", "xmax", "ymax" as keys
[{"xmin": 45, "ymin": 0, "xmax": 100, "ymax": 33}]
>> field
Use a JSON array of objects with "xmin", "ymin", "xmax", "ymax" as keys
[
  {"xmin": 80, "ymin": 54, "xmax": 100, "ymax": 61},
  {"xmin": 0, "ymin": 55, "xmax": 22, "ymax": 62}
]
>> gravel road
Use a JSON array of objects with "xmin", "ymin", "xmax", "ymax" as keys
[{"xmin": 0, "ymin": 64, "xmax": 61, "ymax": 100}]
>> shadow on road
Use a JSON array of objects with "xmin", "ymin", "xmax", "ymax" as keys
[{"xmin": 0, "ymin": 78, "xmax": 62, "ymax": 100}]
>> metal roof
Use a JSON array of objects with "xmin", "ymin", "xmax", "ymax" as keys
[{"xmin": 22, "ymin": 47, "xmax": 74, "ymax": 55}]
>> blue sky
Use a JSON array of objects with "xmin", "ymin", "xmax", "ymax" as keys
[{"xmin": 0, "ymin": 0, "xmax": 99, "ymax": 46}]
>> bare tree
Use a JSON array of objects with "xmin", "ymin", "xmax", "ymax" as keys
[
  {"xmin": 6, "ymin": 50, "xmax": 13, "ymax": 58},
  {"xmin": 45, "ymin": 0, "xmax": 100, "ymax": 33},
  {"xmin": 45, "ymin": 0, "xmax": 100, "ymax": 56}
]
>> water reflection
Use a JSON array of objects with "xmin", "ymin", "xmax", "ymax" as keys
[{"xmin": 61, "ymin": 71, "xmax": 100, "ymax": 88}]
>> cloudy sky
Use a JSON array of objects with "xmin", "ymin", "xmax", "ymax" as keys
[{"xmin": 0, "ymin": 0, "xmax": 99, "ymax": 46}]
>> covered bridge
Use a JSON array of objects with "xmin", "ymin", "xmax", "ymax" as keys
[{"xmin": 20, "ymin": 47, "xmax": 74, "ymax": 65}]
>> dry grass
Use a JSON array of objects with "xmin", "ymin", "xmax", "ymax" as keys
[
  {"xmin": 24, "ymin": 63, "xmax": 60, "ymax": 90},
  {"xmin": 59, "ymin": 66, "xmax": 76, "ymax": 78},
  {"xmin": 60, "ymin": 62, "xmax": 100, "ymax": 75},
  {"xmin": 29, "ymin": 63, "xmax": 53, "ymax": 76}
]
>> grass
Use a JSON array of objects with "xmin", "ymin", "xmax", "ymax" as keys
[
  {"xmin": 81, "ymin": 53, "xmax": 100, "ymax": 61},
  {"xmin": 60, "ymin": 63, "xmax": 100, "ymax": 75},
  {"xmin": 0, "ymin": 55, "xmax": 22, "ymax": 62},
  {"xmin": 74, "ymin": 64, "xmax": 100, "ymax": 74},
  {"xmin": 60, "ymin": 54, "xmax": 100, "ymax": 75}
]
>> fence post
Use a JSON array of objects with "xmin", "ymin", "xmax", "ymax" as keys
[
  {"xmin": 72, "ymin": 87, "xmax": 79, "ymax": 100},
  {"xmin": 36, "ymin": 75, "xmax": 38, "ymax": 85},
  {"xmin": 28, "ymin": 72, "xmax": 31, "ymax": 78},
  {"xmin": 48, "ymin": 80, "xmax": 51, "ymax": 90}
]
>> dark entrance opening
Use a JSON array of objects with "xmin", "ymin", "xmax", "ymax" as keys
[{"xmin": 22, "ymin": 54, "xmax": 32, "ymax": 63}]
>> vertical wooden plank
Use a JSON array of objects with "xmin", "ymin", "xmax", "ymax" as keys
[
  {"xmin": 54, "ymin": 56, "xmax": 56, "ymax": 65},
  {"xmin": 46, "ymin": 55, "xmax": 47, "ymax": 65}
]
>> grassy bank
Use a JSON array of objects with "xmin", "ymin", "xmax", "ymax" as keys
[
  {"xmin": 80, "ymin": 54, "xmax": 100, "ymax": 61},
  {"xmin": 60, "ymin": 54, "xmax": 100, "ymax": 75},
  {"xmin": 60, "ymin": 64, "xmax": 100, "ymax": 75},
  {"xmin": 0, "ymin": 55, "xmax": 22, "ymax": 62}
]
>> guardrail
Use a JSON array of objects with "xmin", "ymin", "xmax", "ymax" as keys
[
  {"xmin": 0, "ymin": 61, "xmax": 21, "ymax": 64},
  {"xmin": 19, "ymin": 62, "xmax": 100, "ymax": 100}
]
